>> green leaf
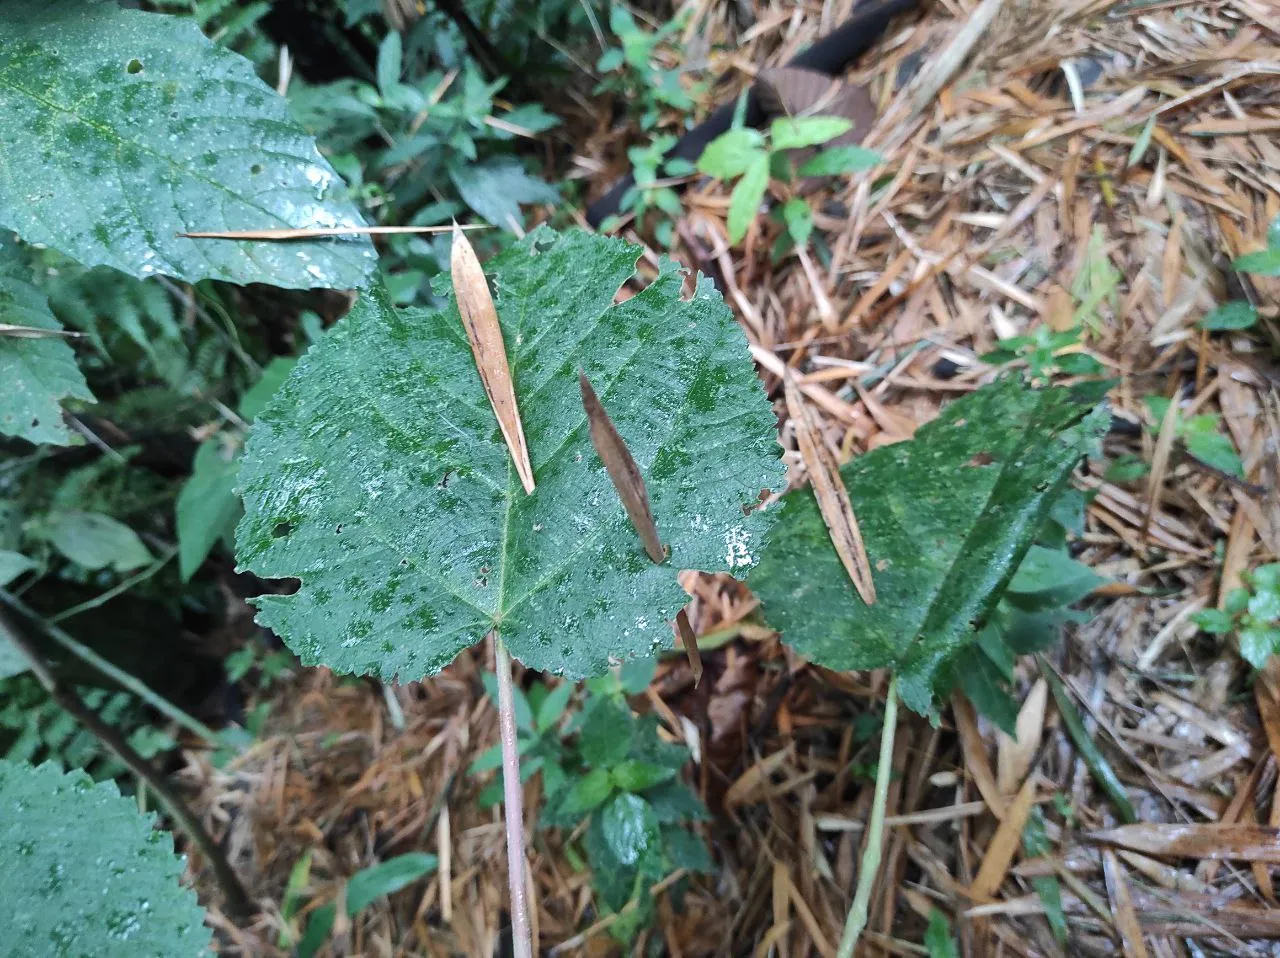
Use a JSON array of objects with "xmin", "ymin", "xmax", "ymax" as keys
[
  {"xmin": 554, "ymin": 767, "xmax": 615, "ymax": 822},
  {"xmin": 727, "ymin": 154, "xmax": 770, "ymax": 244},
  {"xmin": 1198, "ymin": 300, "xmax": 1258, "ymax": 331},
  {"xmin": 0, "ymin": 550, "xmax": 36, "ymax": 587},
  {"xmin": 236, "ymin": 228, "xmax": 783, "ymax": 681},
  {"xmin": 296, "ymin": 902, "xmax": 336, "ymax": 958},
  {"xmin": 345, "ymin": 852, "xmax": 438, "ymax": 916},
  {"xmin": 1021, "ymin": 808, "xmax": 1067, "ymax": 943},
  {"xmin": 771, "ymin": 116, "xmax": 853, "ymax": 150},
  {"xmin": 1233, "ymin": 248, "xmax": 1280, "ymax": 276},
  {"xmin": 0, "ymin": 759, "xmax": 210, "ymax": 956},
  {"xmin": 1191, "ymin": 609, "xmax": 1235, "ymax": 635},
  {"xmin": 797, "ymin": 145, "xmax": 883, "ymax": 176},
  {"xmin": 1126, "ymin": 114, "xmax": 1157, "ymax": 168},
  {"xmin": 959, "ymin": 655, "xmax": 1019, "ymax": 736},
  {"xmin": 1225, "ymin": 587, "xmax": 1251, "ymax": 615},
  {"xmin": 781, "ymin": 198, "xmax": 813, "ymax": 247},
  {"xmin": 449, "ymin": 159, "xmax": 558, "ymax": 229},
  {"xmin": 600, "ymin": 792, "xmax": 660, "ymax": 866},
  {"xmin": 536, "ymin": 680, "xmax": 575, "ymax": 733},
  {"xmin": 1042, "ymin": 662, "xmax": 1136, "ymax": 822},
  {"xmin": 44, "ymin": 511, "xmax": 152, "ymax": 572},
  {"xmin": 1184, "ymin": 430, "xmax": 1243, "ymax": 477},
  {"xmin": 177, "ymin": 440, "xmax": 241, "ymax": 580},
  {"xmin": 238, "ymin": 357, "xmax": 298, "ymax": 421},
  {"xmin": 375, "ymin": 32, "xmax": 402, "ymax": 99},
  {"xmin": 618, "ymin": 655, "xmax": 657, "ymax": 694},
  {"xmin": 751, "ymin": 378, "xmax": 1109, "ymax": 716},
  {"xmin": 579, "ymin": 694, "xmax": 635, "ymax": 767},
  {"xmin": 0, "ymin": 240, "xmax": 94, "ymax": 445},
  {"xmin": 0, "ymin": 2, "xmax": 375, "ymax": 288},
  {"xmin": 644, "ymin": 779, "xmax": 709, "ymax": 823},
  {"xmin": 1005, "ymin": 545, "xmax": 1104, "ymax": 611},
  {"xmin": 1240, "ymin": 625, "xmax": 1280, "ymax": 670},
  {"xmin": 1250, "ymin": 563, "xmax": 1280, "ymax": 593},
  {"xmin": 924, "ymin": 910, "xmax": 959, "ymax": 958},
  {"xmin": 611, "ymin": 759, "xmax": 677, "ymax": 792},
  {"xmin": 696, "ymin": 128, "xmax": 766, "ymax": 179},
  {"xmin": 1104, "ymin": 455, "xmax": 1148, "ymax": 483},
  {"xmin": 664, "ymin": 826, "xmax": 712, "ymax": 871}
]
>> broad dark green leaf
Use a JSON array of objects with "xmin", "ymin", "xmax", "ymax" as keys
[
  {"xmin": 236, "ymin": 228, "xmax": 783, "ymax": 681},
  {"xmin": 345, "ymin": 852, "xmax": 438, "ymax": 916},
  {"xmin": 644, "ymin": 779, "xmax": 709, "ymax": 823},
  {"xmin": 0, "ymin": 1, "xmax": 375, "ymax": 288},
  {"xmin": 600, "ymin": 792, "xmax": 660, "ymax": 867},
  {"xmin": 535, "ymin": 680, "xmax": 575, "ymax": 733},
  {"xmin": 552, "ymin": 767, "xmax": 615, "ymax": 823},
  {"xmin": 1005, "ymin": 545, "xmax": 1105, "ymax": 611},
  {"xmin": 751, "ymin": 378, "xmax": 1109, "ymax": 716},
  {"xmin": 959, "ymin": 658, "xmax": 1019, "ymax": 736},
  {"xmin": 0, "ymin": 240, "xmax": 93, "ymax": 445},
  {"xmin": 0, "ymin": 759, "xmax": 209, "ymax": 956},
  {"xmin": 664, "ymin": 826, "xmax": 712, "ymax": 872},
  {"xmin": 579, "ymin": 695, "xmax": 635, "ymax": 767},
  {"xmin": 1233, "ymin": 247, "xmax": 1280, "ymax": 276}
]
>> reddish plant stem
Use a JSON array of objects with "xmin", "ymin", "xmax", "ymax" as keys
[{"xmin": 492, "ymin": 632, "xmax": 532, "ymax": 958}]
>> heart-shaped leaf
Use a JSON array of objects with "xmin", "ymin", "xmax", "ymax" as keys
[
  {"xmin": 0, "ymin": 760, "xmax": 210, "ymax": 956},
  {"xmin": 236, "ymin": 228, "xmax": 783, "ymax": 681},
  {"xmin": 751, "ymin": 377, "xmax": 1109, "ymax": 716},
  {"xmin": 0, "ymin": 1, "xmax": 374, "ymax": 288}
]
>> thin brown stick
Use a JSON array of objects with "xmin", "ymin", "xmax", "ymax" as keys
[
  {"xmin": 0, "ymin": 609, "xmax": 254, "ymax": 919},
  {"xmin": 178, "ymin": 224, "xmax": 488, "ymax": 240},
  {"xmin": 675, "ymin": 608, "xmax": 704, "ymax": 686}
]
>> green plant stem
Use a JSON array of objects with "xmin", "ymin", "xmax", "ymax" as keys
[
  {"xmin": 0, "ymin": 608, "xmax": 253, "ymax": 919},
  {"xmin": 837, "ymin": 672, "xmax": 899, "ymax": 958},
  {"xmin": 493, "ymin": 632, "xmax": 532, "ymax": 958},
  {"xmin": 0, "ymin": 588, "xmax": 219, "ymax": 744}
]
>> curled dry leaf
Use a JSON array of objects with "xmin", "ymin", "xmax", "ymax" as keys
[
  {"xmin": 675, "ymin": 608, "xmax": 704, "ymax": 687},
  {"xmin": 783, "ymin": 371, "xmax": 875, "ymax": 604},
  {"xmin": 451, "ymin": 225, "xmax": 535, "ymax": 494},
  {"xmin": 578, "ymin": 371, "xmax": 665, "ymax": 564}
]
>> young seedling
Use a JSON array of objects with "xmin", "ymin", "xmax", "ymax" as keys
[
  {"xmin": 235, "ymin": 227, "xmax": 785, "ymax": 952},
  {"xmin": 751, "ymin": 377, "xmax": 1109, "ymax": 954},
  {"xmin": 697, "ymin": 113, "xmax": 883, "ymax": 245}
]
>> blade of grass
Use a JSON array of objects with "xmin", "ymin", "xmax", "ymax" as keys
[
  {"xmin": 1041, "ymin": 658, "xmax": 1137, "ymax": 823},
  {"xmin": 836, "ymin": 672, "xmax": 897, "ymax": 957}
]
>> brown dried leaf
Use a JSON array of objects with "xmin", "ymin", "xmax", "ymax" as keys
[
  {"xmin": 1089, "ymin": 824, "xmax": 1280, "ymax": 863},
  {"xmin": 969, "ymin": 772, "xmax": 1037, "ymax": 900},
  {"xmin": 578, "ymin": 372, "xmax": 665, "ymax": 564},
  {"xmin": 1103, "ymin": 849, "xmax": 1151, "ymax": 958},
  {"xmin": 783, "ymin": 372, "xmax": 876, "ymax": 604},
  {"xmin": 675, "ymin": 608, "xmax": 704, "ymax": 687},
  {"xmin": 451, "ymin": 226, "xmax": 535, "ymax": 494}
]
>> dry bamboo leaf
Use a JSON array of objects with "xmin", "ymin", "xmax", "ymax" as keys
[
  {"xmin": 674, "ymin": 609, "xmax": 704, "ymax": 687},
  {"xmin": 1103, "ymin": 849, "xmax": 1151, "ymax": 958},
  {"xmin": 970, "ymin": 772, "xmax": 1037, "ymax": 900},
  {"xmin": 1142, "ymin": 390, "xmax": 1179, "ymax": 544},
  {"xmin": 953, "ymin": 693, "xmax": 1008, "ymax": 819},
  {"xmin": 180, "ymin": 224, "xmax": 487, "ymax": 240},
  {"xmin": 1089, "ymin": 824, "xmax": 1280, "ymax": 863},
  {"xmin": 996, "ymin": 678, "xmax": 1047, "ymax": 797},
  {"xmin": 783, "ymin": 371, "xmax": 876, "ymax": 604},
  {"xmin": 0, "ymin": 323, "xmax": 81, "ymax": 339},
  {"xmin": 578, "ymin": 372, "xmax": 665, "ymax": 564},
  {"xmin": 451, "ymin": 226, "xmax": 535, "ymax": 494}
]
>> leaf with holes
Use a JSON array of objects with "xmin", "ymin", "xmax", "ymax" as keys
[
  {"xmin": 0, "ymin": 1, "xmax": 374, "ymax": 288},
  {"xmin": 0, "ymin": 239, "xmax": 93, "ymax": 444},
  {"xmin": 0, "ymin": 759, "xmax": 210, "ymax": 956},
  {"xmin": 236, "ymin": 227, "xmax": 784, "ymax": 681},
  {"xmin": 751, "ymin": 377, "xmax": 1109, "ymax": 716}
]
